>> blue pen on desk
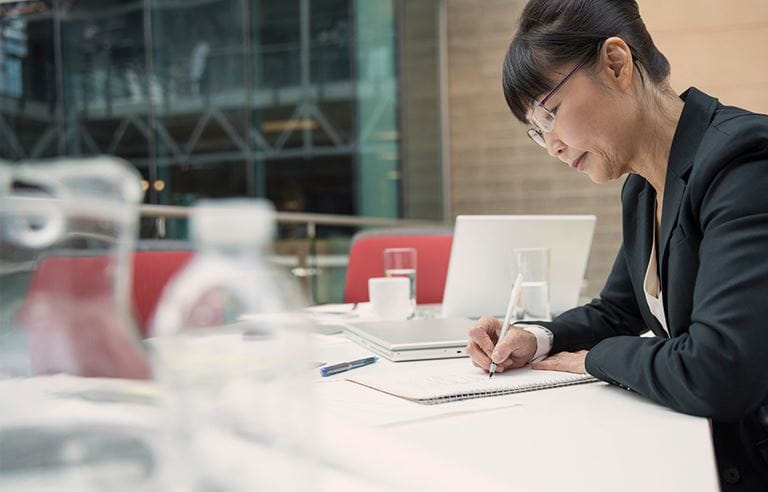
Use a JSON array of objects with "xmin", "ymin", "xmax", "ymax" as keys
[{"xmin": 320, "ymin": 356, "xmax": 379, "ymax": 377}]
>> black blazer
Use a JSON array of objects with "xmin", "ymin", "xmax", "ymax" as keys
[{"xmin": 538, "ymin": 88, "xmax": 768, "ymax": 490}]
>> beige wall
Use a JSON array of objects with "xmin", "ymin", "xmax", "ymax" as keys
[
  {"xmin": 444, "ymin": 0, "xmax": 768, "ymax": 297},
  {"xmin": 400, "ymin": 0, "xmax": 444, "ymax": 221},
  {"xmin": 641, "ymin": 0, "xmax": 768, "ymax": 113}
]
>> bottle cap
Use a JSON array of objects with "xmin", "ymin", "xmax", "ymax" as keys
[{"xmin": 190, "ymin": 199, "xmax": 276, "ymax": 248}]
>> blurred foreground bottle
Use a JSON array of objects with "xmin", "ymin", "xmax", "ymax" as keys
[{"xmin": 149, "ymin": 199, "xmax": 315, "ymax": 492}]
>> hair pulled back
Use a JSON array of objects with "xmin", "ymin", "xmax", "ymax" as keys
[{"xmin": 503, "ymin": 0, "xmax": 670, "ymax": 122}]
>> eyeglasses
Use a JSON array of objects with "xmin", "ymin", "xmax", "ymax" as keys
[{"xmin": 527, "ymin": 59, "xmax": 588, "ymax": 148}]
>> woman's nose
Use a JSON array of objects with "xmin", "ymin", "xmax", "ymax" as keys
[{"xmin": 544, "ymin": 133, "xmax": 567, "ymax": 158}]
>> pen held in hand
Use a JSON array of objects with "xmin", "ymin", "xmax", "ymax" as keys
[
  {"xmin": 489, "ymin": 273, "xmax": 524, "ymax": 379},
  {"xmin": 320, "ymin": 356, "xmax": 379, "ymax": 377}
]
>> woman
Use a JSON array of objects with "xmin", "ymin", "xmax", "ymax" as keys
[{"xmin": 465, "ymin": 0, "xmax": 768, "ymax": 489}]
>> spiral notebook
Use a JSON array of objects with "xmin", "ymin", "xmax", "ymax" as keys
[{"xmin": 346, "ymin": 359, "xmax": 597, "ymax": 405}]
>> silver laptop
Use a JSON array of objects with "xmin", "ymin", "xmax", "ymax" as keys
[
  {"xmin": 344, "ymin": 318, "xmax": 473, "ymax": 362},
  {"xmin": 441, "ymin": 215, "xmax": 596, "ymax": 319}
]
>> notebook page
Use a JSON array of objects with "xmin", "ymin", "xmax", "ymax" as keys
[{"xmin": 347, "ymin": 359, "xmax": 596, "ymax": 404}]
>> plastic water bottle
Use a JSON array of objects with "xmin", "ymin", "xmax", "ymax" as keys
[{"xmin": 149, "ymin": 199, "xmax": 314, "ymax": 492}]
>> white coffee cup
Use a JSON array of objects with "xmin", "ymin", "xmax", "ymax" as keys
[{"xmin": 368, "ymin": 277, "xmax": 412, "ymax": 321}]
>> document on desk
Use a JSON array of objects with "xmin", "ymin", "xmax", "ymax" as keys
[{"xmin": 346, "ymin": 359, "xmax": 597, "ymax": 404}]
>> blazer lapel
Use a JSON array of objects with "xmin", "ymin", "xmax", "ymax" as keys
[
  {"xmin": 658, "ymin": 169, "xmax": 688, "ymax": 269},
  {"xmin": 632, "ymin": 184, "xmax": 654, "ymax": 277},
  {"xmin": 658, "ymin": 88, "xmax": 719, "ymax": 287}
]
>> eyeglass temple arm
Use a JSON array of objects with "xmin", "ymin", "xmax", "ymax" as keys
[{"xmin": 539, "ymin": 58, "xmax": 589, "ymax": 106}]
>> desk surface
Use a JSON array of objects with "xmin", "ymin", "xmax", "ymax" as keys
[
  {"xmin": 0, "ymin": 328, "xmax": 720, "ymax": 491},
  {"xmin": 313, "ymin": 332, "xmax": 720, "ymax": 491}
]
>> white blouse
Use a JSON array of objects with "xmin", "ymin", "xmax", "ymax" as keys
[{"xmin": 643, "ymin": 214, "xmax": 670, "ymax": 336}]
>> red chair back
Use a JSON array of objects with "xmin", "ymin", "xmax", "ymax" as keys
[
  {"xmin": 344, "ymin": 229, "xmax": 453, "ymax": 304},
  {"xmin": 20, "ymin": 255, "xmax": 152, "ymax": 379},
  {"xmin": 131, "ymin": 250, "xmax": 195, "ymax": 336},
  {"xmin": 26, "ymin": 255, "xmax": 113, "ymax": 298}
]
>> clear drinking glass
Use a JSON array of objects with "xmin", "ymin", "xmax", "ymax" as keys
[
  {"xmin": 383, "ymin": 248, "xmax": 417, "ymax": 317},
  {"xmin": 513, "ymin": 247, "xmax": 551, "ymax": 321}
]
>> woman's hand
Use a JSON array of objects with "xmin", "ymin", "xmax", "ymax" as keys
[
  {"xmin": 531, "ymin": 350, "xmax": 589, "ymax": 374},
  {"xmin": 465, "ymin": 316, "xmax": 537, "ymax": 373}
]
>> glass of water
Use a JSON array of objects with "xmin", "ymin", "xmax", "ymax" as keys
[
  {"xmin": 383, "ymin": 248, "xmax": 417, "ymax": 317},
  {"xmin": 513, "ymin": 247, "xmax": 551, "ymax": 321}
]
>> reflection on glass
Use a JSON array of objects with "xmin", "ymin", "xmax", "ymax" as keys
[
  {"xmin": 0, "ymin": 3, "xmax": 59, "ymax": 159},
  {"xmin": 1, "ymin": 0, "xmax": 403, "ymax": 220}
]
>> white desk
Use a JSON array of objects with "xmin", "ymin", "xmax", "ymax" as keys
[
  {"xmin": 0, "ymin": 330, "xmax": 720, "ymax": 491},
  {"xmin": 312, "ymin": 332, "xmax": 720, "ymax": 491}
]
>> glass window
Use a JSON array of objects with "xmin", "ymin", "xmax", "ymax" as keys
[
  {"xmin": 0, "ymin": 0, "xmax": 446, "ymax": 303},
  {"xmin": 0, "ymin": 2, "xmax": 59, "ymax": 159}
]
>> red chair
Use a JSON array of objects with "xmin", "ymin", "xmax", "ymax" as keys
[
  {"xmin": 23, "ymin": 241, "xmax": 195, "ymax": 334},
  {"xmin": 343, "ymin": 228, "xmax": 453, "ymax": 304},
  {"xmin": 131, "ymin": 245, "xmax": 195, "ymax": 337},
  {"xmin": 18, "ymin": 243, "xmax": 194, "ymax": 379},
  {"xmin": 20, "ymin": 254, "xmax": 153, "ymax": 379}
]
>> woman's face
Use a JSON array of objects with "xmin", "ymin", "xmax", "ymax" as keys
[{"xmin": 527, "ymin": 53, "xmax": 638, "ymax": 184}]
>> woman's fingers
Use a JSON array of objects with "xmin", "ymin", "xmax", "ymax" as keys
[
  {"xmin": 468, "ymin": 316, "xmax": 501, "ymax": 358},
  {"xmin": 491, "ymin": 328, "xmax": 536, "ymax": 365},
  {"xmin": 466, "ymin": 341, "xmax": 493, "ymax": 370},
  {"xmin": 497, "ymin": 354, "xmax": 528, "ymax": 372},
  {"xmin": 467, "ymin": 318, "xmax": 542, "ymax": 373}
]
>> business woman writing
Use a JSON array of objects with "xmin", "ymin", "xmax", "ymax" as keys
[{"xmin": 465, "ymin": 0, "xmax": 768, "ymax": 489}]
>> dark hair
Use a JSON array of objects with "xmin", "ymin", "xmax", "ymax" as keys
[{"xmin": 502, "ymin": 0, "xmax": 670, "ymax": 123}]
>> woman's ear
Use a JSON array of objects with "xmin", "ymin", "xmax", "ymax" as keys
[{"xmin": 600, "ymin": 37, "xmax": 634, "ymax": 91}]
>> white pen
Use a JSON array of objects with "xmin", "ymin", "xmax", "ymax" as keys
[{"xmin": 488, "ymin": 273, "xmax": 524, "ymax": 379}]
